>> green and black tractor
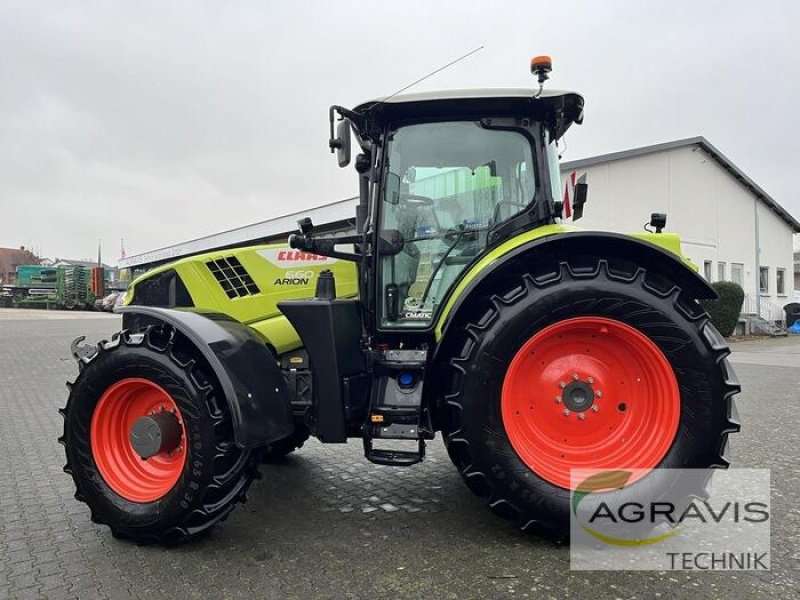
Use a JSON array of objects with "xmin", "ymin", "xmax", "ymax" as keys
[{"xmin": 60, "ymin": 57, "xmax": 740, "ymax": 544}]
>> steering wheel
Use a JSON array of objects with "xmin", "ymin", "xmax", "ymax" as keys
[{"xmin": 400, "ymin": 194, "xmax": 434, "ymax": 207}]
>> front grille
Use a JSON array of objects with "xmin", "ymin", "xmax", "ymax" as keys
[{"xmin": 206, "ymin": 256, "xmax": 260, "ymax": 299}]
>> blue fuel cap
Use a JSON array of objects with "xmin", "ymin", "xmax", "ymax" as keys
[{"xmin": 398, "ymin": 373, "xmax": 414, "ymax": 387}]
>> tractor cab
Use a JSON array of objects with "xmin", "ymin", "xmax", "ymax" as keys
[
  {"xmin": 365, "ymin": 90, "xmax": 582, "ymax": 330},
  {"xmin": 290, "ymin": 80, "xmax": 585, "ymax": 336}
]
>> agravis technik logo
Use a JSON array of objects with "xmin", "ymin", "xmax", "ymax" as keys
[{"xmin": 569, "ymin": 468, "xmax": 771, "ymax": 571}]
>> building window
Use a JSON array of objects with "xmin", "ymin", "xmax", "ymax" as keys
[
  {"xmin": 759, "ymin": 266, "xmax": 769, "ymax": 294},
  {"xmin": 731, "ymin": 263, "xmax": 744, "ymax": 286},
  {"xmin": 718, "ymin": 262, "xmax": 726, "ymax": 282},
  {"xmin": 777, "ymin": 268, "xmax": 786, "ymax": 295},
  {"xmin": 704, "ymin": 261, "xmax": 713, "ymax": 282}
]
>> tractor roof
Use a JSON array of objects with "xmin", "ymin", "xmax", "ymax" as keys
[{"xmin": 352, "ymin": 88, "xmax": 584, "ymax": 139}]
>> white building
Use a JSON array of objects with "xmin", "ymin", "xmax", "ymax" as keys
[{"xmin": 561, "ymin": 137, "xmax": 800, "ymax": 323}]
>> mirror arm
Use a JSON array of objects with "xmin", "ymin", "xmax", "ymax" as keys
[
  {"xmin": 288, "ymin": 227, "xmax": 403, "ymax": 262},
  {"xmin": 288, "ymin": 233, "xmax": 365, "ymax": 262},
  {"xmin": 329, "ymin": 105, "xmax": 364, "ymax": 151}
]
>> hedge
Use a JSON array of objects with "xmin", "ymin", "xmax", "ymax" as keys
[{"xmin": 700, "ymin": 281, "xmax": 745, "ymax": 337}]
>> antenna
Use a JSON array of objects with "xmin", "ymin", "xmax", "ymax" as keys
[{"xmin": 371, "ymin": 46, "xmax": 485, "ymax": 109}]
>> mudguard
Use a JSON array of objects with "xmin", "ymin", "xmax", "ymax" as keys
[
  {"xmin": 436, "ymin": 231, "xmax": 717, "ymax": 341},
  {"xmin": 117, "ymin": 306, "xmax": 294, "ymax": 449}
]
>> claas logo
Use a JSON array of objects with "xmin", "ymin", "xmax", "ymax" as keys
[
  {"xmin": 276, "ymin": 250, "xmax": 328, "ymax": 262},
  {"xmin": 257, "ymin": 248, "xmax": 338, "ymax": 268}
]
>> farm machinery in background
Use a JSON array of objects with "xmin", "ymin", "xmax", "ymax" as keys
[{"xmin": 1, "ymin": 264, "xmax": 105, "ymax": 310}]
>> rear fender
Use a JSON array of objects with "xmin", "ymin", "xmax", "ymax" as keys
[
  {"xmin": 117, "ymin": 306, "xmax": 293, "ymax": 449},
  {"xmin": 436, "ymin": 231, "xmax": 717, "ymax": 344}
]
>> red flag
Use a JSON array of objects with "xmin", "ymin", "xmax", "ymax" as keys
[{"xmin": 562, "ymin": 171, "xmax": 577, "ymax": 219}]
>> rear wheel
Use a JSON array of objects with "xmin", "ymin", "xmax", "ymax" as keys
[
  {"xmin": 259, "ymin": 424, "xmax": 310, "ymax": 462},
  {"xmin": 60, "ymin": 325, "xmax": 258, "ymax": 545},
  {"xmin": 441, "ymin": 258, "xmax": 740, "ymax": 540}
]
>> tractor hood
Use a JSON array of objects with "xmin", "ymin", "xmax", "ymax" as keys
[{"xmin": 352, "ymin": 88, "xmax": 584, "ymax": 140}]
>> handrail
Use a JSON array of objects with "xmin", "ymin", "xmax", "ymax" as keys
[{"xmin": 742, "ymin": 293, "xmax": 785, "ymax": 325}]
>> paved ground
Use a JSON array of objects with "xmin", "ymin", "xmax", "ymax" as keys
[{"xmin": 0, "ymin": 309, "xmax": 798, "ymax": 599}]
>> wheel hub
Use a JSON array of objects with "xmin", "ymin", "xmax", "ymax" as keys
[
  {"xmin": 561, "ymin": 380, "xmax": 595, "ymax": 413},
  {"xmin": 130, "ymin": 411, "xmax": 182, "ymax": 460}
]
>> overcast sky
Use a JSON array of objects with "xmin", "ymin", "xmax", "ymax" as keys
[{"xmin": 1, "ymin": 0, "xmax": 798, "ymax": 263}]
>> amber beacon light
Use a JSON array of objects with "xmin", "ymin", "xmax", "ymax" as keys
[{"xmin": 531, "ymin": 55, "xmax": 553, "ymax": 82}]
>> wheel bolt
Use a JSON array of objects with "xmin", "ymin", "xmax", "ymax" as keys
[
  {"xmin": 559, "ymin": 382, "xmax": 566, "ymax": 389},
  {"xmin": 555, "ymin": 396, "xmax": 562, "ymax": 404},
  {"xmin": 587, "ymin": 377, "xmax": 594, "ymax": 384},
  {"xmin": 572, "ymin": 373, "xmax": 579, "ymax": 380},
  {"xmin": 596, "ymin": 391, "xmax": 603, "ymax": 398},
  {"xmin": 591, "ymin": 405, "xmax": 599, "ymax": 413},
  {"xmin": 578, "ymin": 413, "xmax": 586, "ymax": 420},
  {"xmin": 563, "ymin": 409, "xmax": 571, "ymax": 416}
]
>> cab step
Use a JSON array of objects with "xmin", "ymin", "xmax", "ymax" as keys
[
  {"xmin": 363, "ymin": 349, "xmax": 429, "ymax": 467},
  {"xmin": 363, "ymin": 439, "xmax": 425, "ymax": 466}
]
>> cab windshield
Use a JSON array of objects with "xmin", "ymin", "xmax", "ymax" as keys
[{"xmin": 379, "ymin": 120, "xmax": 537, "ymax": 328}]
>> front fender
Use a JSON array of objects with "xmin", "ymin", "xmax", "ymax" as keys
[
  {"xmin": 117, "ymin": 306, "xmax": 293, "ymax": 449},
  {"xmin": 435, "ymin": 230, "xmax": 717, "ymax": 341}
]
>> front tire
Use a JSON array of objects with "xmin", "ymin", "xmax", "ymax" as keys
[
  {"xmin": 60, "ymin": 325, "xmax": 258, "ymax": 545},
  {"xmin": 441, "ymin": 258, "xmax": 740, "ymax": 540}
]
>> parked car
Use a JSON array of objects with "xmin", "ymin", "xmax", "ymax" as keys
[
  {"xmin": 113, "ymin": 292, "xmax": 125, "ymax": 310},
  {"xmin": 99, "ymin": 292, "xmax": 121, "ymax": 312}
]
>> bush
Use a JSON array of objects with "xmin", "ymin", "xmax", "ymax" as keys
[{"xmin": 700, "ymin": 281, "xmax": 745, "ymax": 337}]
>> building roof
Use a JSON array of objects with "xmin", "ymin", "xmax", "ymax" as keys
[
  {"xmin": 119, "ymin": 196, "xmax": 359, "ymax": 269},
  {"xmin": 561, "ymin": 136, "xmax": 800, "ymax": 233}
]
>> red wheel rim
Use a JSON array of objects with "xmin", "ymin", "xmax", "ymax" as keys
[
  {"xmin": 91, "ymin": 378, "xmax": 186, "ymax": 502},
  {"xmin": 501, "ymin": 317, "xmax": 680, "ymax": 489}
]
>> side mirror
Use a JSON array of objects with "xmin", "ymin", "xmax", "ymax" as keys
[
  {"xmin": 336, "ymin": 119, "xmax": 351, "ymax": 168},
  {"xmin": 572, "ymin": 182, "xmax": 588, "ymax": 221},
  {"xmin": 329, "ymin": 118, "xmax": 351, "ymax": 168},
  {"xmin": 384, "ymin": 172, "xmax": 401, "ymax": 204}
]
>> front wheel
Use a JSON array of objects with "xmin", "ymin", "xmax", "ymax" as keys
[
  {"xmin": 60, "ymin": 325, "xmax": 258, "ymax": 545},
  {"xmin": 441, "ymin": 258, "xmax": 741, "ymax": 540}
]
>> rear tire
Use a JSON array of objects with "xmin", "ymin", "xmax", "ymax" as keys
[
  {"xmin": 60, "ymin": 325, "xmax": 259, "ymax": 545},
  {"xmin": 259, "ymin": 424, "xmax": 310, "ymax": 462},
  {"xmin": 440, "ymin": 258, "xmax": 740, "ymax": 541}
]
